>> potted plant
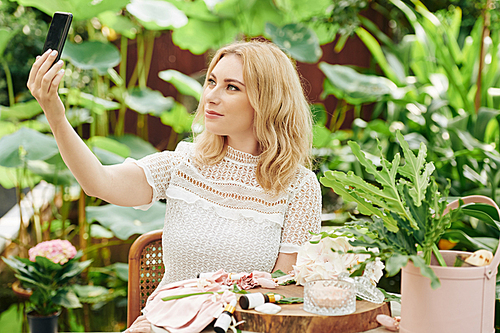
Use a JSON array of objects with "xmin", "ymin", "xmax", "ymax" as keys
[
  {"xmin": 320, "ymin": 130, "xmax": 500, "ymax": 333},
  {"xmin": 2, "ymin": 239, "xmax": 92, "ymax": 333}
]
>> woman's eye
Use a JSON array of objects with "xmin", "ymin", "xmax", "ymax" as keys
[
  {"xmin": 228, "ymin": 84, "xmax": 239, "ymax": 91},
  {"xmin": 208, "ymin": 79, "xmax": 216, "ymax": 86}
]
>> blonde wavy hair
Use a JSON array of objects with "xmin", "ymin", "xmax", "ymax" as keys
[{"xmin": 193, "ymin": 40, "xmax": 313, "ymax": 194}]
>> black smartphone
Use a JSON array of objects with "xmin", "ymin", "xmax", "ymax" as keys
[{"xmin": 42, "ymin": 12, "xmax": 73, "ymax": 66}]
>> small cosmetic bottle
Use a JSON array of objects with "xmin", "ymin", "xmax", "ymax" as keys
[
  {"xmin": 238, "ymin": 292, "xmax": 282, "ymax": 310},
  {"xmin": 214, "ymin": 300, "xmax": 237, "ymax": 333}
]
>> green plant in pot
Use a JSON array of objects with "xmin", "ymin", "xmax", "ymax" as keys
[
  {"xmin": 2, "ymin": 239, "xmax": 92, "ymax": 333},
  {"xmin": 320, "ymin": 130, "xmax": 500, "ymax": 333}
]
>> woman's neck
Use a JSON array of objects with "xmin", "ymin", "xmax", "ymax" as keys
[{"xmin": 226, "ymin": 137, "xmax": 260, "ymax": 156}]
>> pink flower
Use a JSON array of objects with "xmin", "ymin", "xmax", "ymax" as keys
[{"xmin": 29, "ymin": 240, "xmax": 77, "ymax": 265}]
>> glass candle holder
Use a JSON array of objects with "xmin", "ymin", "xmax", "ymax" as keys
[{"xmin": 303, "ymin": 279, "xmax": 356, "ymax": 316}]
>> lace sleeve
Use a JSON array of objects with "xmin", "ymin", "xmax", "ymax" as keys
[
  {"xmin": 126, "ymin": 142, "xmax": 191, "ymax": 210},
  {"xmin": 280, "ymin": 169, "xmax": 322, "ymax": 253}
]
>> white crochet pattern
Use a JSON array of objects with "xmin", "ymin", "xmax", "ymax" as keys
[{"xmin": 130, "ymin": 142, "xmax": 321, "ymax": 287}]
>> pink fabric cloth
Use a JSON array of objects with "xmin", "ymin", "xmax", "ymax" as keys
[
  {"xmin": 136, "ymin": 270, "xmax": 276, "ymax": 333},
  {"xmin": 143, "ymin": 276, "xmax": 236, "ymax": 333},
  {"xmin": 212, "ymin": 270, "xmax": 276, "ymax": 290}
]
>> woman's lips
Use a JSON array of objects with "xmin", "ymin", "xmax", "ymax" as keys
[{"xmin": 205, "ymin": 110, "xmax": 223, "ymax": 119}]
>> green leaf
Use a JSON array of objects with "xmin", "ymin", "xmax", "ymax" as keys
[
  {"xmin": 385, "ymin": 253, "xmax": 410, "ymax": 276},
  {"xmin": 86, "ymin": 202, "xmax": 166, "ymax": 240},
  {"xmin": 0, "ymin": 165, "xmax": 41, "ymax": 189},
  {"xmin": 355, "ymin": 27, "xmax": 401, "ymax": 85},
  {"xmin": 264, "ymin": 23, "xmax": 322, "ymax": 63},
  {"xmin": 90, "ymin": 223, "xmax": 115, "ymax": 239},
  {"xmin": 109, "ymin": 134, "xmax": 158, "ymax": 160},
  {"xmin": 0, "ymin": 100, "xmax": 43, "ymax": 121},
  {"xmin": 87, "ymin": 136, "xmax": 131, "ymax": 159},
  {"xmin": 125, "ymin": 87, "xmax": 174, "ymax": 116},
  {"xmin": 396, "ymin": 131, "xmax": 435, "ymax": 206},
  {"xmin": 92, "ymin": 147, "xmax": 126, "ymax": 165},
  {"xmin": 59, "ymin": 260, "xmax": 93, "ymax": 282},
  {"xmin": 158, "ymin": 69, "xmax": 203, "ymax": 100},
  {"xmin": 126, "ymin": 0, "xmax": 188, "ymax": 30},
  {"xmin": 160, "ymin": 102, "xmax": 193, "ymax": 134},
  {"xmin": 60, "ymin": 88, "xmax": 120, "ymax": 112},
  {"xmin": 474, "ymin": 107, "xmax": 500, "ymax": 142},
  {"xmin": 276, "ymin": 296, "xmax": 303, "ymax": 304},
  {"xmin": 53, "ymin": 289, "xmax": 82, "ymax": 308},
  {"xmin": 172, "ymin": 18, "xmax": 238, "ymax": 55},
  {"xmin": 237, "ymin": 0, "xmax": 284, "ymax": 37},
  {"xmin": 271, "ymin": 270, "xmax": 287, "ymax": 278},
  {"xmin": 319, "ymin": 63, "xmax": 401, "ymax": 104},
  {"xmin": 409, "ymin": 255, "xmax": 440, "ymax": 289},
  {"xmin": 441, "ymin": 230, "xmax": 496, "ymax": 252},
  {"xmin": 0, "ymin": 127, "xmax": 59, "ymax": 168},
  {"xmin": 0, "ymin": 28, "xmax": 16, "ymax": 57},
  {"xmin": 12, "ymin": 0, "xmax": 130, "ymax": 21},
  {"xmin": 62, "ymin": 41, "xmax": 121, "ymax": 75},
  {"xmin": 98, "ymin": 11, "xmax": 139, "ymax": 40},
  {"xmin": 320, "ymin": 171, "xmax": 400, "ymax": 232},
  {"xmin": 26, "ymin": 160, "xmax": 76, "ymax": 187}
]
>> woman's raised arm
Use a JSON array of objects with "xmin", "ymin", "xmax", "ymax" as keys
[{"xmin": 27, "ymin": 49, "xmax": 153, "ymax": 207}]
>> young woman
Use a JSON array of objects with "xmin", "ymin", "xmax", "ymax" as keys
[{"xmin": 28, "ymin": 40, "xmax": 322, "ymax": 330}]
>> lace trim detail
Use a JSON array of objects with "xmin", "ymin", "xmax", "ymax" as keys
[
  {"xmin": 124, "ymin": 157, "xmax": 156, "ymax": 211},
  {"xmin": 224, "ymin": 145, "xmax": 260, "ymax": 165},
  {"xmin": 166, "ymin": 186, "xmax": 285, "ymax": 226}
]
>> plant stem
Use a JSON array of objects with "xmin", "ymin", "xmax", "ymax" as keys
[
  {"xmin": 475, "ymin": 0, "xmax": 491, "ymax": 113},
  {"xmin": 1, "ymin": 59, "xmax": 15, "ymax": 106}
]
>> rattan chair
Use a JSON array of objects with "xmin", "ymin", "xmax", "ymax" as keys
[{"xmin": 127, "ymin": 229, "xmax": 165, "ymax": 327}]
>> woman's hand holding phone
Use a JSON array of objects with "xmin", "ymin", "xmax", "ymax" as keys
[{"xmin": 27, "ymin": 49, "xmax": 66, "ymax": 125}]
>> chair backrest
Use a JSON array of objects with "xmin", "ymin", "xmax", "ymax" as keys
[{"xmin": 127, "ymin": 229, "xmax": 165, "ymax": 327}]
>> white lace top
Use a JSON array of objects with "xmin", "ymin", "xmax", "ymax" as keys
[{"xmin": 131, "ymin": 142, "xmax": 321, "ymax": 287}]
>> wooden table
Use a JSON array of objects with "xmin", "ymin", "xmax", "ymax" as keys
[{"xmin": 234, "ymin": 285, "xmax": 391, "ymax": 333}]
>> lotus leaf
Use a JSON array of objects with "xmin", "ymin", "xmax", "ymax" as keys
[
  {"xmin": 0, "ymin": 127, "xmax": 58, "ymax": 168},
  {"xmin": 86, "ymin": 201, "xmax": 166, "ymax": 240},
  {"xmin": 62, "ymin": 41, "xmax": 120, "ymax": 75}
]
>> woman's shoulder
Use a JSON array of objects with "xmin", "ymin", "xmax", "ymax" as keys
[{"xmin": 174, "ymin": 141, "xmax": 194, "ymax": 154}]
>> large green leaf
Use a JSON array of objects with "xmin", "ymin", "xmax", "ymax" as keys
[
  {"xmin": 11, "ymin": 0, "xmax": 131, "ymax": 21},
  {"xmin": 62, "ymin": 41, "xmax": 121, "ymax": 75},
  {"xmin": 0, "ymin": 100, "xmax": 43, "ymax": 121},
  {"xmin": 158, "ymin": 69, "xmax": 203, "ymax": 100},
  {"xmin": 86, "ymin": 201, "xmax": 166, "ymax": 240},
  {"xmin": 0, "ymin": 121, "xmax": 16, "ymax": 139},
  {"xmin": 110, "ymin": 134, "xmax": 158, "ymax": 159},
  {"xmin": 237, "ymin": 0, "xmax": 284, "ymax": 37},
  {"xmin": 265, "ymin": 23, "xmax": 322, "ymax": 63},
  {"xmin": 98, "ymin": 11, "xmax": 139, "ymax": 39},
  {"xmin": 60, "ymin": 88, "xmax": 120, "ymax": 113},
  {"xmin": 172, "ymin": 18, "xmax": 238, "ymax": 55},
  {"xmin": 319, "ymin": 63, "xmax": 401, "ymax": 104},
  {"xmin": 355, "ymin": 27, "xmax": 401, "ymax": 85},
  {"xmin": 211, "ymin": 0, "xmax": 256, "ymax": 18},
  {"xmin": 274, "ymin": 0, "xmax": 332, "ymax": 22},
  {"xmin": 0, "ymin": 28, "xmax": 16, "ymax": 57},
  {"xmin": 474, "ymin": 107, "xmax": 500, "ymax": 142},
  {"xmin": 0, "ymin": 165, "xmax": 41, "ymax": 188},
  {"xmin": 87, "ymin": 136, "xmax": 131, "ymax": 158},
  {"xmin": 0, "ymin": 128, "xmax": 58, "ymax": 168},
  {"xmin": 26, "ymin": 160, "xmax": 76, "ymax": 186},
  {"xmin": 125, "ymin": 87, "xmax": 174, "ymax": 116},
  {"xmin": 126, "ymin": 0, "xmax": 188, "ymax": 30},
  {"xmin": 53, "ymin": 289, "xmax": 82, "ymax": 308},
  {"xmin": 160, "ymin": 102, "xmax": 193, "ymax": 134}
]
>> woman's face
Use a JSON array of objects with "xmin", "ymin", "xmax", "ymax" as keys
[{"xmin": 203, "ymin": 53, "xmax": 256, "ymax": 149}]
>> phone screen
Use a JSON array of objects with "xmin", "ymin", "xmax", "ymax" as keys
[{"xmin": 43, "ymin": 12, "xmax": 73, "ymax": 65}]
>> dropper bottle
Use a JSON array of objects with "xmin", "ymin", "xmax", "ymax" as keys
[
  {"xmin": 239, "ymin": 292, "xmax": 282, "ymax": 310},
  {"xmin": 214, "ymin": 299, "xmax": 237, "ymax": 333}
]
